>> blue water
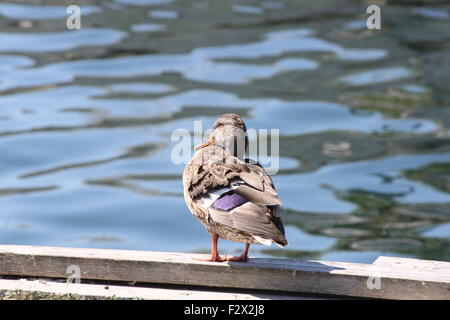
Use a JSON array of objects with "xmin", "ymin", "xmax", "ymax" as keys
[{"xmin": 0, "ymin": 0, "xmax": 449, "ymax": 263}]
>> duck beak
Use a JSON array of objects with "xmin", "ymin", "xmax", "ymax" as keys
[{"xmin": 196, "ymin": 137, "xmax": 215, "ymax": 150}]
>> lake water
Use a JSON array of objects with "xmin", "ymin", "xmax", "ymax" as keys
[{"xmin": 0, "ymin": 0, "xmax": 449, "ymax": 263}]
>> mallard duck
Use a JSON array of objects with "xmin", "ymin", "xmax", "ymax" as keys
[{"xmin": 183, "ymin": 114, "xmax": 287, "ymax": 262}]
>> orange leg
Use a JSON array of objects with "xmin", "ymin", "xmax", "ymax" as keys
[
  {"xmin": 193, "ymin": 234, "xmax": 225, "ymax": 262},
  {"xmin": 194, "ymin": 236, "xmax": 251, "ymax": 262},
  {"xmin": 224, "ymin": 243, "xmax": 251, "ymax": 262}
]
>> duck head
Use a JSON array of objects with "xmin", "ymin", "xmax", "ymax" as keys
[{"xmin": 196, "ymin": 114, "xmax": 248, "ymax": 158}]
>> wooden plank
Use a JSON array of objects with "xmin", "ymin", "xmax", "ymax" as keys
[
  {"xmin": 0, "ymin": 279, "xmax": 314, "ymax": 300},
  {"xmin": 374, "ymin": 256, "xmax": 450, "ymax": 273},
  {"xmin": 0, "ymin": 245, "xmax": 449, "ymax": 299}
]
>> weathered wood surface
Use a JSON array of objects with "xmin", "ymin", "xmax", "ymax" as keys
[
  {"xmin": 0, "ymin": 279, "xmax": 316, "ymax": 300},
  {"xmin": 374, "ymin": 256, "xmax": 450, "ymax": 273},
  {"xmin": 0, "ymin": 245, "xmax": 449, "ymax": 299}
]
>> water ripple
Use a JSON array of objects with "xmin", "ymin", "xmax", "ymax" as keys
[
  {"xmin": 274, "ymin": 152, "xmax": 450, "ymax": 213},
  {"xmin": 0, "ymin": 2, "xmax": 101, "ymax": 20},
  {"xmin": 0, "ymin": 29, "xmax": 127, "ymax": 53},
  {"xmin": 0, "ymin": 28, "xmax": 385, "ymax": 91},
  {"xmin": 0, "ymin": 2, "xmax": 448, "ymax": 262}
]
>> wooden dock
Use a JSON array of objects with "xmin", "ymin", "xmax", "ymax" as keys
[{"xmin": 0, "ymin": 245, "xmax": 449, "ymax": 300}]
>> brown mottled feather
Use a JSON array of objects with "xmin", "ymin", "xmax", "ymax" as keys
[{"xmin": 183, "ymin": 144, "xmax": 287, "ymax": 246}]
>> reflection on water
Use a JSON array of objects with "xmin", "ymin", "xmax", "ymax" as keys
[
  {"xmin": 0, "ymin": 2, "xmax": 101, "ymax": 20},
  {"xmin": 115, "ymin": 0, "xmax": 175, "ymax": 6},
  {"xmin": 232, "ymin": 5, "xmax": 264, "ymax": 15},
  {"xmin": 413, "ymin": 8, "xmax": 449, "ymax": 20},
  {"xmin": 0, "ymin": 27, "xmax": 388, "ymax": 91},
  {"xmin": 130, "ymin": 23, "xmax": 166, "ymax": 33},
  {"xmin": 0, "ymin": 0, "xmax": 449, "ymax": 263},
  {"xmin": 274, "ymin": 152, "xmax": 450, "ymax": 213},
  {"xmin": 339, "ymin": 67, "xmax": 413, "ymax": 86},
  {"xmin": 0, "ymin": 29, "xmax": 126, "ymax": 53},
  {"xmin": 148, "ymin": 10, "xmax": 178, "ymax": 19}
]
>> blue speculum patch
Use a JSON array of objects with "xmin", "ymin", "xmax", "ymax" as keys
[{"xmin": 213, "ymin": 192, "xmax": 249, "ymax": 211}]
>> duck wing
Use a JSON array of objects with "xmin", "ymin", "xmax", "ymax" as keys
[{"xmin": 183, "ymin": 146, "xmax": 287, "ymax": 246}]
